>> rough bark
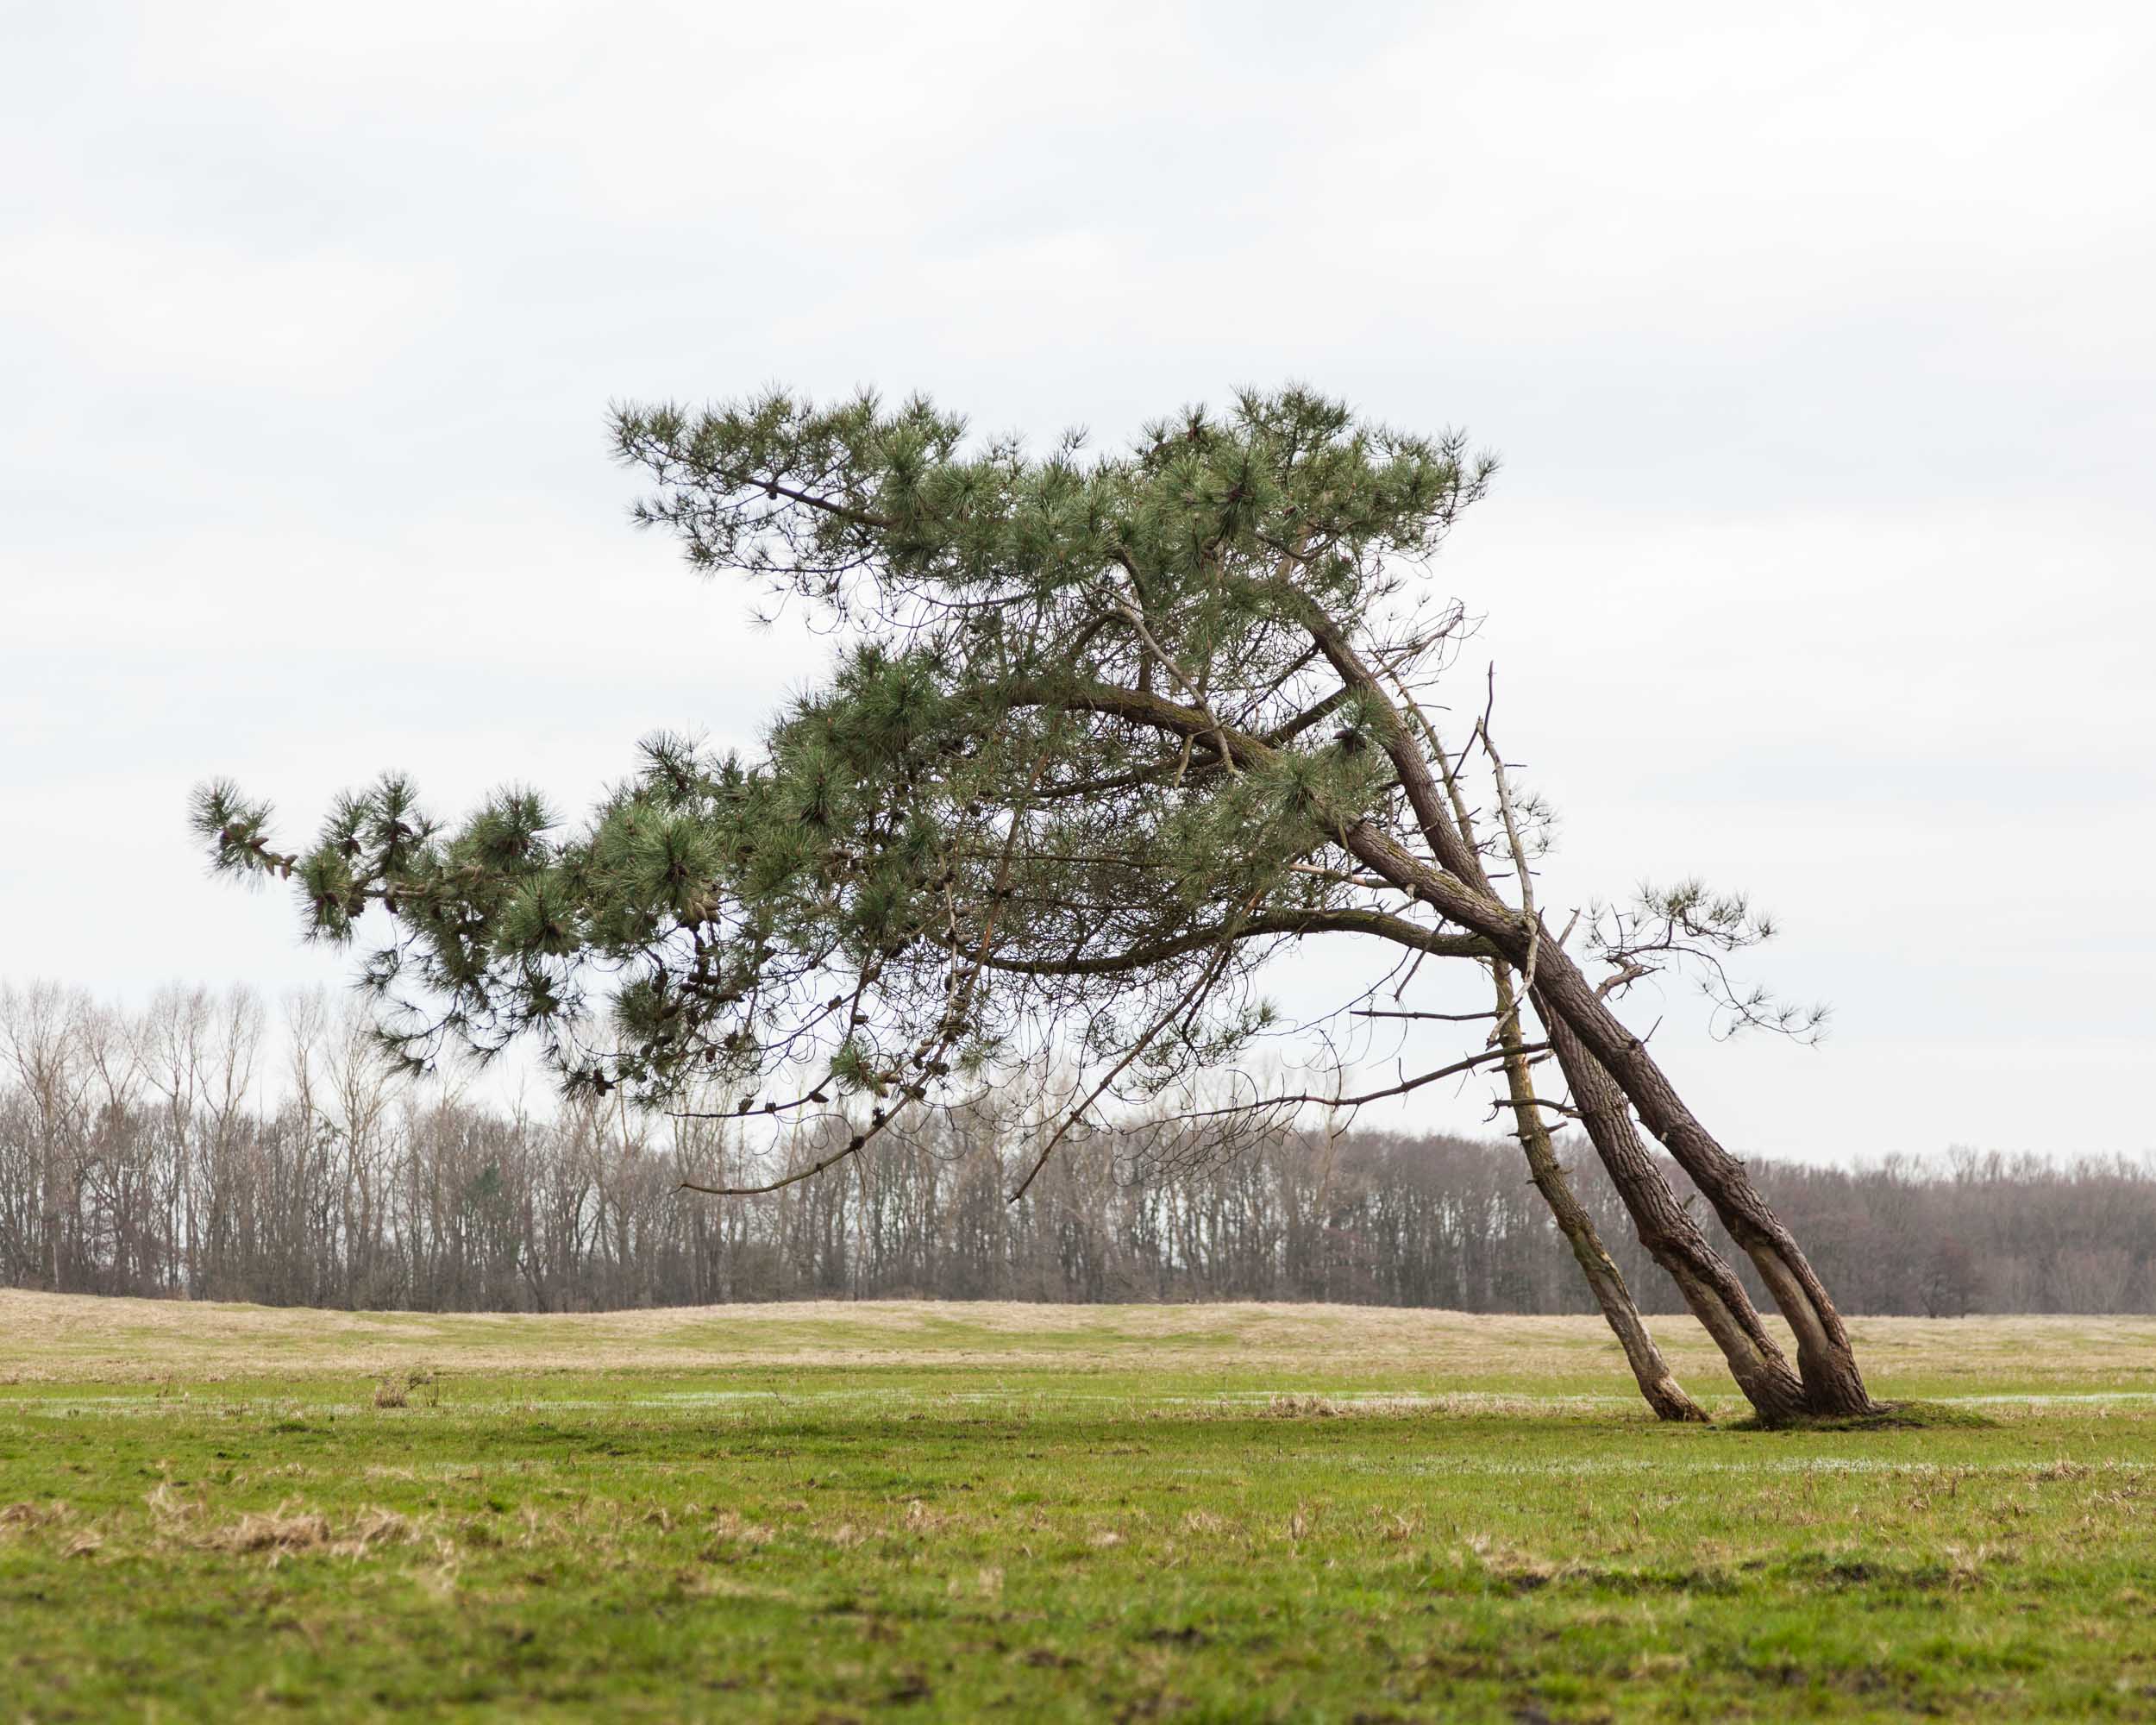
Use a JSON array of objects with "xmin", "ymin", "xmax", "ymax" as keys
[
  {"xmin": 1537, "ymin": 1000, "xmax": 1810, "ymax": 1423},
  {"xmin": 1341, "ymin": 823, "xmax": 1875, "ymax": 1417},
  {"xmin": 1491, "ymin": 962, "xmax": 1708, "ymax": 1423},
  {"xmin": 1524, "ymin": 944, "xmax": 1873, "ymax": 1414},
  {"xmin": 1252, "ymin": 605, "xmax": 1874, "ymax": 1416}
]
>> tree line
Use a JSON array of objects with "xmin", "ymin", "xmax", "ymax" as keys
[{"xmin": 5, "ymin": 980, "xmax": 2149, "ymax": 1317}]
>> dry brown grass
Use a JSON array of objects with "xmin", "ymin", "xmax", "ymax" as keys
[
  {"xmin": 1, "ymin": 1499, "xmax": 74, "ymax": 1534},
  {"xmin": 1, "ymin": 1289, "xmax": 2151, "ymax": 1392},
  {"xmin": 138, "ymin": 1478, "xmax": 425, "ymax": 1559},
  {"xmin": 371, "ymin": 1367, "xmax": 437, "ymax": 1408}
]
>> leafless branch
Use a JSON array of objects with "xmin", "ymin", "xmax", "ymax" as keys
[{"xmin": 1350, "ymin": 1007, "xmax": 1500, "ymax": 1023}]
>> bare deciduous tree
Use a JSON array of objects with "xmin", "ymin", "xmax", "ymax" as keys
[{"xmin": 4, "ymin": 982, "xmax": 2154, "ymax": 1321}]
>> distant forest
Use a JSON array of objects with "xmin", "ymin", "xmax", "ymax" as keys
[{"xmin": 3, "ymin": 982, "xmax": 2152, "ymax": 1317}]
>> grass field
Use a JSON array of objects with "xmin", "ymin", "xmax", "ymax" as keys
[{"xmin": 3, "ymin": 1295, "xmax": 2154, "ymax": 1722}]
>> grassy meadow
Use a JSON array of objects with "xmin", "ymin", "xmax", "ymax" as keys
[{"xmin": 3, "ymin": 1295, "xmax": 2154, "ymax": 1722}]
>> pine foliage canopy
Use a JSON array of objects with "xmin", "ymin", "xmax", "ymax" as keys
[{"xmin": 197, "ymin": 388, "xmax": 1504, "ymax": 1144}]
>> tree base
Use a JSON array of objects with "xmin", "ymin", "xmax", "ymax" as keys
[{"xmin": 1723, "ymin": 1400, "xmax": 1996, "ymax": 1433}]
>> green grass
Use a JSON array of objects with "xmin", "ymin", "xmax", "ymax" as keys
[{"xmin": 3, "ymin": 1299, "xmax": 2155, "ymax": 1721}]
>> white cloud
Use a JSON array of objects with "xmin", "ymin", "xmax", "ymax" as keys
[{"xmin": 3, "ymin": 231, "xmax": 456, "ymax": 388}]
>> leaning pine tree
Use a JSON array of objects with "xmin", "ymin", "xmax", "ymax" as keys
[{"xmin": 196, "ymin": 387, "xmax": 1871, "ymax": 1422}]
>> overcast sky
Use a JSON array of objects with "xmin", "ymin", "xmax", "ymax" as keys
[{"xmin": 5, "ymin": 1, "xmax": 2151, "ymax": 1163}]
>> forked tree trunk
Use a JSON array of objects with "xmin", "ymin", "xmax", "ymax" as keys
[
  {"xmin": 1491, "ymin": 963, "xmax": 1708, "ymax": 1424},
  {"xmin": 1537, "ymin": 1002, "xmax": 1810, "ymax": 1424},
  {"xmin": 1340, "ymin": 820, "xmax": 1875, "ymax": 1418},
  {"xmin": 1268, "ymin": 620, "xmax": 1873, "ymax": 1417},
  {"xmin": 1526, "ymin": 948, "xmax": 1873, "ymax": 1415}
]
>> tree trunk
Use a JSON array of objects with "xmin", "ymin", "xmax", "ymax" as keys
[
  {"xmin": 1526, "ymin": 946, "xmax": 1872, "ymax": 1414},
  {"xmin": 1340, "ymin": 819, "xmax": 1874, "ymax": 1418},
  {"xmin": 1491, "ymin": 963, "xmax": 1708, "ymax": 1423},
  {"xmin": 1537, "ymin": 1000, "xmax": 1810, "ymax": 1424}
]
